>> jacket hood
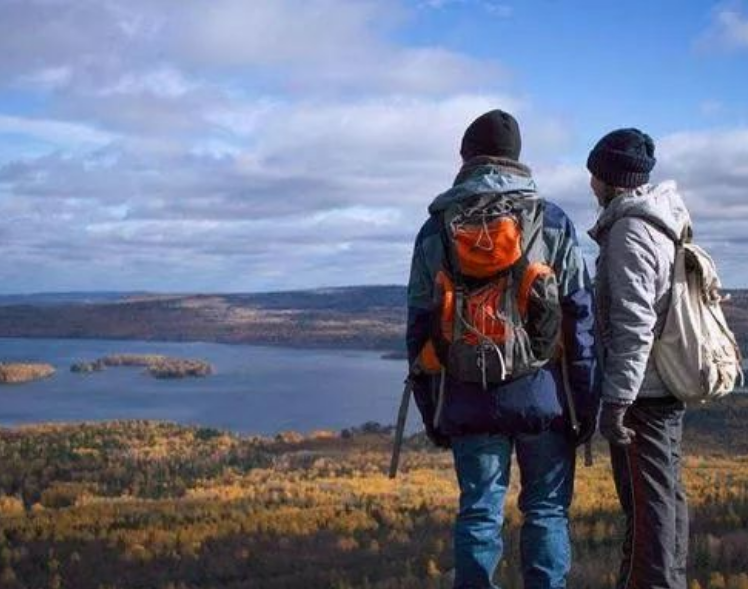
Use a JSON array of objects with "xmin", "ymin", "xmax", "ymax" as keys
[
  {"xmin": 588, "ymin": 180, "xmax": 691, "ymax": 243},
  {"xmin": 428, "ymin": 157, "xmax": 537, "ymax": 215}
]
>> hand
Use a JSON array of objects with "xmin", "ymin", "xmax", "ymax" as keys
[{"xmin": 599, "ymin": 402, "xmax": 636, "ymax": 446}]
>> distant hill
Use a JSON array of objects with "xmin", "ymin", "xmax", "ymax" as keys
[
  {"xmin": 0, "ymin": 291, "xmax": 147, "ymax": 306},
  {"xmin": 724, "ymin": 289, "xmax": 748, "ymax": 354},
  {"xmin": 683, "ymin": 393, "xmax": 748, "ymax": 454},
  {"xmin": 0, "ymin": 285, "xmax": 745, "ymax": 354},
  {"xmin": 0, "ymin": 286, "xmax": 407, "ymax": 350}
]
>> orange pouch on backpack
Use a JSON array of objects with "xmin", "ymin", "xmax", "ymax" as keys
[{"xmin": 452, "ymin": 216, "xmax": 521, "ymax": 278}]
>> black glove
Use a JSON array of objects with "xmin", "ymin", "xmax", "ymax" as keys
[
  {"xmin": 599, "ymin": 401, "xmax": 636, "ymax": 446},
  {"xmin": 425, "ymin": 423, "xmax": 451, "ymax": 449}
]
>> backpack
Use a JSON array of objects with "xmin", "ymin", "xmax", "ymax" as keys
[
  {"xmin": 652, "ymin": 228, "xmax": 744, "ymax": 402},
  {"xmin": 417, "ymin": 191, "xmax": 562, "ymax": 390}
]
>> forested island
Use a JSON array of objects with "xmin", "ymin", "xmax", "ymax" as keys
[
  {"xmin": 1, "ymin": 396, "xmax": 747, "ymax": 589},
  {"xmin": 71, "ymin": 354, "xmax": 213, "ymax": 379},
  {"xmin": 0, "ymin": 363, "xmax": 55, "ymax": 384}
]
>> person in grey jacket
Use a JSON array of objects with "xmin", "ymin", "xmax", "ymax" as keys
[{"xmin": 587, "ymin": 128, "xmax": 692, "ymax": 589}]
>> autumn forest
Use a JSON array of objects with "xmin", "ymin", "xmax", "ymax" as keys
[{"xmin": 0, "ymin": 397, "xmax": 747, "ymax": 589}]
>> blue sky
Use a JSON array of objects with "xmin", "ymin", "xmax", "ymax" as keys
[
  {"xmin": 0, "ymin": 0, "xmax": 747, "ymax": 293},
  {"xmin": 412, "ymin": 1, "xmax": 748, "ymax": 146}
]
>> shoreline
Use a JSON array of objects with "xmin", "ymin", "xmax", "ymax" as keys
[
  {"xmin": 0, "ymin": 334, "xmax": 404, "ymax": 356},
  {"xmin": 0, "ymin": 335, "xmax": 407, "ymax": 366},
  {"xmin": 0, "ymin": 417, "xmax": 405, "ymax": 441}
]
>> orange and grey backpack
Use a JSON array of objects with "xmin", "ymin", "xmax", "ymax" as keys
[{"xmin": 417, "ymin": 191, "xmax": 563, "ymax": 391}]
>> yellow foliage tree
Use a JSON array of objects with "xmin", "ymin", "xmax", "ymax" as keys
[{"xmin": 710, "ymin": 572, "xmax": 727, "ymax": 589}]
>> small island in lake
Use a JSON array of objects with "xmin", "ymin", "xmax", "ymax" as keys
[
  {"xmin": 0, "ymin": 362, "xmax": 56, "ymax": 384},
  {"xmin": 71, "ymin": 354, "xmax": 212, "ymax": 379}
]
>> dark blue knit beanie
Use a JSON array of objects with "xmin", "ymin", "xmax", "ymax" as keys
[{"xmin": 586, "ymin": 128, "xmax": 656, "ymax": 188}]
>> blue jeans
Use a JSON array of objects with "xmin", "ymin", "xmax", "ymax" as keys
[{"xmin": 451, "ymin": 430, "xmax": 576, "ymax": 589}]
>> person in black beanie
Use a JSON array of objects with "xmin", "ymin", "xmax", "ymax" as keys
[
  {"xmin": 588, "ymin": 128, "xmax": 692, "ymax": 589},
  {"xmin": 405, "ymin": 109, "xmax": 600, "ymax": 588}
]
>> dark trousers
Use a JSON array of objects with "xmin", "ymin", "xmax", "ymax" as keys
[{"xmin": 609, "ymin": 397, "xmax": 688, "ymax": 589}]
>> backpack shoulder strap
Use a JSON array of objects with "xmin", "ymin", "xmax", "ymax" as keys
[
  {"xmin": 518, "ymin": 195, "xmax": 546, "ymax": 264},
  {"xmin": 616, "ymin": 214, "xmax": 693, "ymax": 246},
  {"xmin": 433, "ymin": 211, "xmax": 459, "ymax": 281}
]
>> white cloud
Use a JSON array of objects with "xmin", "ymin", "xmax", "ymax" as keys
[
  {"xmin": 698, "ymin": 6, "xmax": 748, "ymax": 51},
  {"xmin": 0, "ymin": 115, "xmax": 113, "ymax": 147},
  {"xmin": 482, "ymin": 2, "xmax": 513, "ymax": 18},
  {"xmin": 2, "ymin": 122, "xmax": 747, "ymax": 290},
  {"xmin": 0, "ymin": 93, "xmax": 524, "ymax": 219},
  {"xmin": 2, "ymin": 0, "xmax": 745, "ymax": 292},
  {"xmin": 0, "ymin": 0, "xmax": 511, "ymax": 158},
  {"xmin": 0, "ymin": 0, "xmax": 504, "ymax": 97},
  {"xmin": 657, "ymin": 128, "xmax": 748, "ymax": 219},
  {"xmin": 700, "ymin": 100, "xmax": 725, "ymax": 116},
  {"xmin": 18, "ymin": 67, "xmax": 73, "ymax": 90},
  {"xmin": 99, "ymin": 67, "xmax": 196, "ymax": 99},
  {"xmin": 170, "ymin": 0, "xmax": 503, "ymax": 95},
  {"xmin": 0, "ymin": 90, "xmax": 533, "ymax": 292},
  {"xmin": 243, "ymin": 94, "xmax": 523, "ymax": 178},
  {"xmin": 419, "ymin": 0, "xmax": 513, "ymax": 17},
  {"xmin": 168, "ymin": 0, "xmax": 393, "ymax": 68},
  {"xmin": 0, "ymin": 1, "xmax": 142, "ymax": 84}
]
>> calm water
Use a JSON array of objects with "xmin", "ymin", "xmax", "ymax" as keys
[{"xmin": 0, "ymin": 338, "xmax": 418, "ymax": 435}]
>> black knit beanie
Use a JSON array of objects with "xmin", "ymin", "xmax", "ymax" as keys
[
  {"xmin": 460, "ymin": 109, "xmax": 522, "ymax": 161},
  {"xmin": 586, "ymin": 128, "xmax": 656, "ymax": 188}
]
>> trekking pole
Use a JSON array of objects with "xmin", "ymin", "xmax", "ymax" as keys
[
  {"xmin": 560, "ymin": 348, "xmax": 593, "ymax": 466},
  {"xmin": 389, "ymin": 375, "xmax": 414, "ymax": 479}
]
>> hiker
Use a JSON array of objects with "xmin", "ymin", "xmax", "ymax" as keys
[
  {"xmin": 406, "ymin": 109, "xmax": 599, "ymax": 589},
  {"xmin": 587, "ymin": 128, "xmax": 692, "ymax": 589}
]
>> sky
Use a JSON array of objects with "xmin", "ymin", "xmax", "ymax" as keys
[{"xmin": 0, "ymin": 0, "xmax": 747, "ymax": 293}]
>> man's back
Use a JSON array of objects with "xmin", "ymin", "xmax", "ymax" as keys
[
  {"xmin": 407, "ymin": 156, "xmax": 597, "ymax": 439},
  {"xmin": 405, "ymin": 108, "xmax": 599, "ymax": 589}
]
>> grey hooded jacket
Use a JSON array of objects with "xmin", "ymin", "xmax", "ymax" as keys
[{"xmin": 589, "ymin": 181, "xmax": 691, "ymax": 404}]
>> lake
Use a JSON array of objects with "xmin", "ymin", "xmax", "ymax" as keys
[{"xmin": 0, "ymin": 338, "xmax": 419, "ymax": 435}]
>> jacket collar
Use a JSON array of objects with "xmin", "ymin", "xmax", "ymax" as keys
[
  {"xmin": 454, "ymin": 156, "xmax": 532, "ymax": 185},
  {"xmin": 428, "ymin": 156, "xmax": 536, "ymax": 215},
  {"xmin": 588, "ymin": 181, "xmax": 690, "ymax": 244}
]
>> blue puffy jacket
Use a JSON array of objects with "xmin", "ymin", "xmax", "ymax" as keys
[{"xmin": 406, "ymin": 157, "xmax": 600, "ymax": 442}]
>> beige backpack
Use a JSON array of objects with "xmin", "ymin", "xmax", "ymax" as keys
[{"xmin": 653, "ymin": 231, "xmax": 744, "ymax": 402}]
